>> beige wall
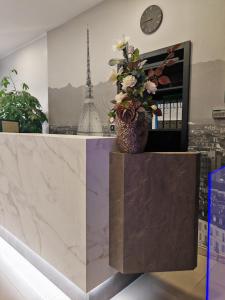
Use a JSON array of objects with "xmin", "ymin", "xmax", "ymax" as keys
[
  {"xmin": 0, "ymin": 35, "xmax": 48, "ymax": 113},
  {"xmin": 48, "ymin": 0, "xmax": 225, "ymax": 88},
  {"xmin": 47, "ymin": 0, "xmax": 225, "ymax": 126}
]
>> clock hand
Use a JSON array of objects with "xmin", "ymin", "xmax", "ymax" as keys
[{"xmin": 143, "ymin": 18, "xmax": 153, "ymax": 24}]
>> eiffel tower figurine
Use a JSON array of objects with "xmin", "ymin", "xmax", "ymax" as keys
[{"xmin": 77, "ymin": 27, "xmax": 103, "ymax": 136}]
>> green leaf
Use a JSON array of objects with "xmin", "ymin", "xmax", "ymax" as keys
[
  {"xmin": 22, "ymin": 83, "xmax": 29, "ymax": 91},
  {"xmin": 131, "ymin": 48, "xmax": 140, "ymax": 62},
  {"xmin": 0, "ymin": 90, "xmax": 5, "ymax": 97},
  {"xmin": 108, "ymin": 110, "xmax": 116, "ymax": 118},
  {"xmin": 108, "ymin": 58, "xmax": 124, "ymax": 66},
  {"xmin": 139, "ymin": 86, "xmax": 145, "ymax": 97},
  {"xmin": 1, "ymin": 77, "xmax": 10, "ymax": 88}
]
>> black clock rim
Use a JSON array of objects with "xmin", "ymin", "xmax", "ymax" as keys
[{"xmin": 140, "ymin": 5, "xmax": 163, "ymax": 35}]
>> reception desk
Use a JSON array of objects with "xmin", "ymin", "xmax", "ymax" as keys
[
  {"xmin": 0, "ymin": 133, "xmax": 138, "ymax": 299},
  {"xmin": 0, "ymin": 133, "xmax": 200, "ymax": 299}
]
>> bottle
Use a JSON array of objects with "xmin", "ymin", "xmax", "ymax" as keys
[{"xmin": 42, "ymin": 121, "xmax": 49, "ymax": 134}]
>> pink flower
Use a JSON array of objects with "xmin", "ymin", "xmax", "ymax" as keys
[
  {"xmin": 138, "ymin": 60, "xmax": 147, "ymax": 68},
  {"xmin": 145, "ymin": 80, "xmax": 157, "ymax": 94},
  {"xmin": 128, "ymin": 45, "xmax": 135, "ymax": 54}
]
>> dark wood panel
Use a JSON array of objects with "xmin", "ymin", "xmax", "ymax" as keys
[{"xmin": 109, "ymin": 152, "xmax": 200, "ymax": 273}]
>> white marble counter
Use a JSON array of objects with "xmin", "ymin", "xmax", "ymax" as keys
[{"xmin": 0, "ymin": 133, "xmax": 117, "ymax": 293}]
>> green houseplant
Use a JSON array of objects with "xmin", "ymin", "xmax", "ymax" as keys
[{"xmin": 0, "ymin": 69, "xmax": 47, "ymax": 133}]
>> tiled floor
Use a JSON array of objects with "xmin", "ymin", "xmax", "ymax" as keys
[
  {"xmin": 112, "ymin": 255, "xmax": 207, "ymax": 300},
  {"xmin": 0, "ymin": 237, "xmax": 70, "ymax": 300},
  {"xmin": 209, "ymin": 258, "xmax": 225, "ymax": 300},
  {"xmin": 0, "ymin": 239, "xmax": 209, "ymax": 300}
]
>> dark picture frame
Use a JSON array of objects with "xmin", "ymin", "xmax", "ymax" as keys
[
  {"xmin": 141, "ymin": 41, "xmax": 191, "ymax": 152},
  {"xmin": 0, "ymin": 119, "xmax": 20, "ymax": 133}
]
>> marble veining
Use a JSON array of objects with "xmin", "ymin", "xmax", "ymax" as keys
[{"xmin": 0, "ymin": 133, "xmax": 116, "ymax": 292}]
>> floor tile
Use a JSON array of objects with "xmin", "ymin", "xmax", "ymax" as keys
[
  {"xmin": 0, "ymin": 237, "xmax": 71, "ymax": 300},
  {"xmin": 112, "ymin": 255, "xmax": 206, "ymax": 300}
]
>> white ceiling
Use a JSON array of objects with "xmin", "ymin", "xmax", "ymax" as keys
[{"xmin": 0, "ymin": 0, "xmax": 104, "ymax": 59}]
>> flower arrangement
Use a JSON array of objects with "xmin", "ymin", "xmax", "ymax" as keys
[{"xmin": 108, "ymin": 36, "xmax": 178, "ymax": 124}]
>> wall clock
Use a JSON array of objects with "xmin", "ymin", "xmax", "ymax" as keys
[{"xmin": 140, "ymin": 5, "xmax": 163, "ymax": 34}]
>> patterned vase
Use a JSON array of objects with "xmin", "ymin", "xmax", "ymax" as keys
[{"xmin": 115, "ymin": 111, "xmax": 149, "ymax": 154}]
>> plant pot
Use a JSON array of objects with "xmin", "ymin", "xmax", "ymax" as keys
[{"xmin": 115, "ymin": 111, "xmax": 148, "ymax": 154}]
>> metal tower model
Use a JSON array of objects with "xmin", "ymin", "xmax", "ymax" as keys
[{"xmin": 77, "ymin": 27, "xmax": 103, "ymax": 136}]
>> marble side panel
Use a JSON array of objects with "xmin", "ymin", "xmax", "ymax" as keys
[
  {"xmin": 109, "ymin": 154, "xmax": 124, "ymax": 272},
  {"xmin": 86, "ymin": 139, "xmax": 117, "ymax": 291},
  {"xmin": 110, "ymin": 152, "xmax": 200, "ymax": 274}
]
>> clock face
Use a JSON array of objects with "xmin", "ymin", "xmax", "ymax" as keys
[{"xmin": 140, "ymin": 5, "xmax": 163, "ymax": 34}]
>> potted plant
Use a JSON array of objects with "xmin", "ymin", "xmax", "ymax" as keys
[
  {"xmin": 0, "ymin": 69, "xmax": 47, "ymax": 133},
  {"xmin": 108, "ymin": 37, "xmax": 176, "ymax": 153}
]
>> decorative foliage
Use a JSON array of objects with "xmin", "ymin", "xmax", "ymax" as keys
[
  {"xmin": 0, "ymin": 70, "xmax": 47, "ymax": 133},
  {"xmin": 108, "ymin": 37, "xmax": 178, "ymax": 123},
  {"xmin": 147, "ymin": 44, "xmax": 180, "ymax": 87}
]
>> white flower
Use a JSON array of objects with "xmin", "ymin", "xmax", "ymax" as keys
[
  {"xmin": 138, "ymin": 60, "xmax": 147, "ymax": 69},
  {"xmin": 145, "ymin": 80, "xmax": 157, "ymax": 94},
  {"xmin": 118, "ymin": 66, "xmax": 123, "ymax": 75},
  {"xmin": 109, "ymin": 117, "xmax": 115, "ymax": 123},
  {"xmin": 108, "ymin": 70, "xmax": 118, "ymax": 83},
  {"xmin": 151, "ymin": 105, "xmax": 157, "ymax": 111},
  {"xmin": 122, "ymin": 75, "xmax": 137, "ymax": 91},
  {"xmin": 115, "ymin": 92, "xmax": 128, "ymax": 103},
  {"xmin": 113, "ymin": 36, "xmax": 130, "ymax": 51},
  {"xmin": 108, "ymin": 67, "xmax": 123, "ymax": 84}
]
